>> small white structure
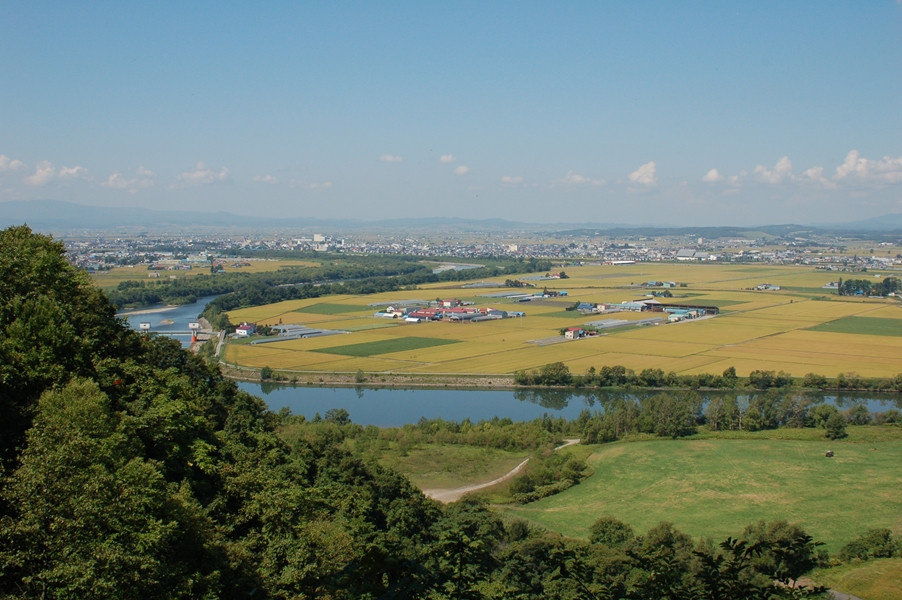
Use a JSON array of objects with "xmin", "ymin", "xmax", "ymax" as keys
[{"xmin": 139, "ymin": 322, "xmax": 151, "ymax": 331}]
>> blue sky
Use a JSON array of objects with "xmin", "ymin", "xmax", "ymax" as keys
[{"xmin": 1, "ymin": 2, "xmax": 901, "ymax": 226}]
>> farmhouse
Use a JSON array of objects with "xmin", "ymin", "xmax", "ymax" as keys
[
  {"xmin": 235, "ymin": 322, "xmax": 256, "ymax": 337},
  {"xmin": 564, "ymin": 327, "xmax": 585, "ymax": 339}
]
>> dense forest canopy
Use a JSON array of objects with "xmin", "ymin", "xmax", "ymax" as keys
[{"xmin": 0, "ymin": 225, "xmax": 841, "ymax": 598}]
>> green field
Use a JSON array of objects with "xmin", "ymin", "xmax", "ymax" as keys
[
  {"xmin": 809, "ymin": 316, "xmax": 902, "ymax": 337},
  {"xmin": 311, "ymin": 336, "xmax": 461, "ymax": 357},
  {"xmin": 300, "ymin": 302, "xmax": 371, "ymax": 315},
  {"xmin": 505, "ymin": 427, "xmax": 902, "ymax": 555}
]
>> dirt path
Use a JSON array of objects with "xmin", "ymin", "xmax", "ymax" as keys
[{"xmin": 423, "ymin": 439, "xmax": 580, "ymax": 503}]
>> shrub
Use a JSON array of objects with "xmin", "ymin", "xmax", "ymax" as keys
[{"xmin": 840, "ymin": 529, "xmax": 899, "ymax": 562}]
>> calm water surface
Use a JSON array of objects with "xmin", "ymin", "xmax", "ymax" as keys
[
  {"xmin": 120, "ymin": 296, "xmax": 217, "ymax": 347},
  {"xmin": 238, "ymin": 382, "xmax": 902, "ymax": 427}
]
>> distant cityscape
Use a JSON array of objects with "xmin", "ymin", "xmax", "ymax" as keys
[{"xmin": 64, "ymin": 230, "xmax": 901, "ymax": 274}]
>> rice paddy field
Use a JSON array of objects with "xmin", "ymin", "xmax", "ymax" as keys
[
  {"xmin": 224, "ymin": 263, "xmax": 902, "ymax": 377},
  {"xmin": 224, "ymin": 262, "xmax": 902, "ymax": 379}
]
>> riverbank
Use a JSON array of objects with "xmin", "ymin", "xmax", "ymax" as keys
[
  {"xmin": 218, "ymin": 363, "xmax": 516, "ymax": 388},
  {"xmin": 116, "ymin": 304, "xmax": 179, "ymax": 316}
]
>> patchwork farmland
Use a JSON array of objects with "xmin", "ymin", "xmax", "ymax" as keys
[{"xmin": 223, "ymin": 263, "xmax": 902, "ymax": 379}]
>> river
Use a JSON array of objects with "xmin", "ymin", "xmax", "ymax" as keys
[
  {"xmin": 238, "ymin": 382, "xmax": 902, "ymax": 427},
  {"xmin": 118, "ymin": 295, "xmax": 218, "ymax": 347},
  {"xmin": 120, "ymin": 297, "xmax": 902, "ymax": 427}
]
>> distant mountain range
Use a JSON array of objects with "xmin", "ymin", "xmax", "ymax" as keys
[{"xmin": 2, "ymin": 199, "xmax": 901, "ymax": 237}]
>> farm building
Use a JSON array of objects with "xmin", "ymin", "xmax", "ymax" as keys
[
  {"xmin": 234, "ymin": 322, "xmax": 256, "ymax": 337},
  {"xmin": 564, "ymin": 327, "xmax": 585, "ymax": 339}
]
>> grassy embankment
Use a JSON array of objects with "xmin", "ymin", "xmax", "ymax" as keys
[{"xmin": 809, "ymin": 558, "xmax": 902, "ymax": 600}]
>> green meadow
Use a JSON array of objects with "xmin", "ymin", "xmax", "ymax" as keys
[{"xmin": 505, "ymin": 427, "xmax": 902, "ymax": 555}]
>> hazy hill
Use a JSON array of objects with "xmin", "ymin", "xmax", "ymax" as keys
[{"xmin": 2, "ymin": 198, "xmax": 901, "ymax": 237}]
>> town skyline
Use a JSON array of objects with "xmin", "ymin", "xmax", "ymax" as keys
[{"xmin": 1, "ymin": 2, "xmax": 901, "ymax": 226}]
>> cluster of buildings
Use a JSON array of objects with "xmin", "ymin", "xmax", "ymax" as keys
[
  {"xmin": 62, "ymin": 229, "xmax": 901, "ymax": 275},
  {"xmin": 375, "ymin": 299, "xmax": 525, "ymax": 323}
]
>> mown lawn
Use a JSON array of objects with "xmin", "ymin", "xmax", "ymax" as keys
[{"xmin": 505, "ymin": 427, "xmax": 902, "ymax": 555}]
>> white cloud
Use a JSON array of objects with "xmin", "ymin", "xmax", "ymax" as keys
[
  {"xmin": 629, "ymin": 161, "xmax": 657, "ymax": 186},
  {"xmin": 58, "ymin": 165, "xmax": 87, "ymax": 179},
  {"xmin": 101, "ymin": 168, "xmax": 155, "ymax": 192},
  {"xmin": 101, "ymin": 173, "xmax": 135, "ymax": 189},
  {"xmin": 727, "ymin": 171, "xmax": 747, "ymax": 186},
  {"xmin": 379, "ymin": 154, "xmax": 403, "ymax": 163},
  {"xmin": 177, "ymin": 161, "xmax": 229, "ymax": 185},
  {"xmin": 440, "ymin": 154, "xmax": 456, "ymax": 163},
  {"xmin": 453, "ymin": 165, "xmax": 469, "ymax": 176},
  {"xmin": 753, "ymin": 156, "xmax": 794, "ymax": 183},
  {"xmin": 501, "ymin": 175, "xmax": 523, "ymax": 184},
  {"xmin": 25, "ymin": 161, "xmax": 56, "ymax": 186},
  {"xmin": 834, "ymin": 150, "xmax": 902, "ymax": 184},
  {"xmin": 701, "ymin": 168, "xmax": 723, "ymax": 183},
  {"xmin": 253, "ymin": 174, "xmax": 279, "ymax": 184},
  {"xmin": 0, "ymin": 155, "xmax": 26, "ymax": 172},
  {"xmin": 801, "ymin": 166, "xmax": 836, "ymax": 189},
  {"xmin": 554, "ymin": 170, "xmax": 605, "ymax": 186}
]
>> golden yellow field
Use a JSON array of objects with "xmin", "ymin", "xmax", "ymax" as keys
[{"xmin": 223, "ymin": 262, "xmax": 902, "ymax": 379}]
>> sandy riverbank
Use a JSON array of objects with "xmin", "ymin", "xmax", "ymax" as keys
[{"xmin": 116, "ymin": 305, "xmax": 179, "ymax": 316}]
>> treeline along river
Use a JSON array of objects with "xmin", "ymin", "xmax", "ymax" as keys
[{"xmin": 122, "ymin": 295, "xmax": 901, "ymax": 427}]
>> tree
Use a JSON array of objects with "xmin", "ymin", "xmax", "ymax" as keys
[
  {"xmin": 538, "ymin": 362, "xmax": 573, "ymax": 386},
  {"xmin": 802, "ymin": 373, "xmax": 827, "ymax": 389},
  {"xmin": 809, "ymin": 403, "xmax": 838, "ymax": 429},
  {"xmin": 748, "ymin": 370, "xmax": 775, "ymax": 390},
  {"xmin": 705, "ymin": 396, "xmax": 727, "ymax": 431},
  {"xmin": 825, "ymin": 412, "xmax": 847, "ymax": 440},
  {"xmin": 589, "ymin": 516, "xmax": 634, "ymax": 548},
  {"xmin": 741, "ymin": 520, "xmax": 823, "ymax": 589},
  {"xmin": 721, "ymin": 366, "xmax": 738, "ymax": 388},
  {"xmin": 839, "ymin": 528, "xmax": 899, "ymax": 562},
  {"xmin": 0, "ymin": 226, "xmax": 132, "ymax": 465},
  {"xmin": 845, "ymin": 403, "xmax": 870, "ymax": 425},
  {"xmin": 0, "ymin": 380, "xmax": 221, "ymax": 598}
]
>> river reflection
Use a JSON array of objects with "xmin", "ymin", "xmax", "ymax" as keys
[{"xmin": 241, "ymin": 382, "xmax": 902, "ymax": 427}]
